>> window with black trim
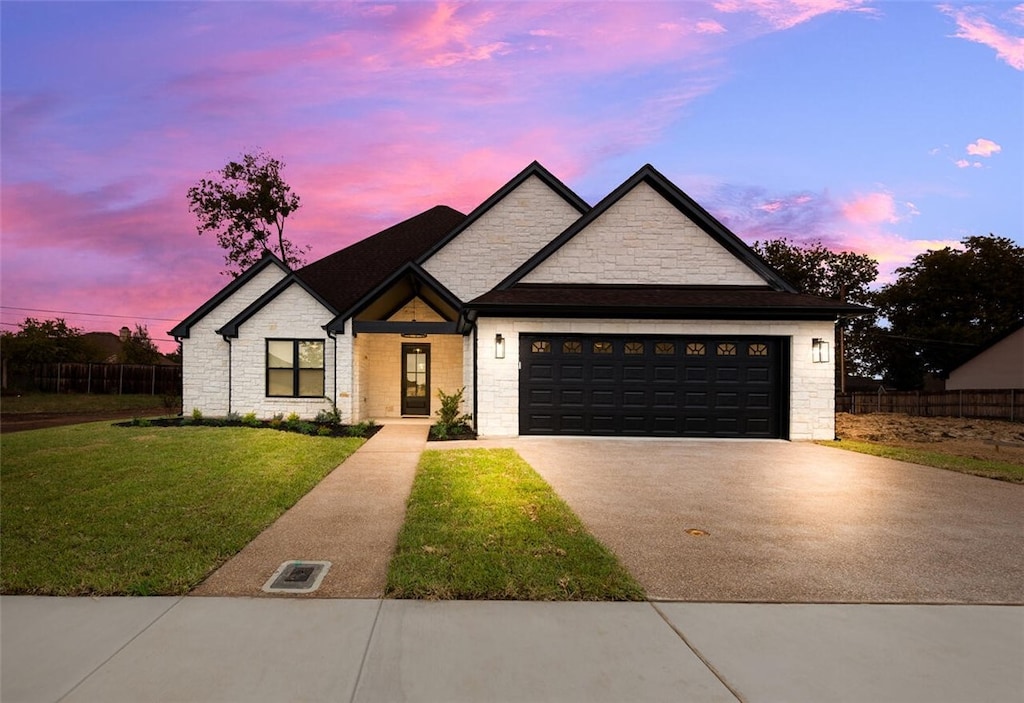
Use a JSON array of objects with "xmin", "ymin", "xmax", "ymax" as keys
[
  {"xmin": 267, "ymin": 339, "xmax": 325, "ymax": 397},
  {"xmin": 562, "ymin": 340, "xmax": 582, "ymax": 354}
]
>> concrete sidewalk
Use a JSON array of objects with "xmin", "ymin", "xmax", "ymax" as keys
[
  {"xmin": 2, "ymin": 596, "xmax": 1021, "ymax": 703},
  {"xmin": 191, "ymin": 421, "xmax": 428, "ymax": 598}
]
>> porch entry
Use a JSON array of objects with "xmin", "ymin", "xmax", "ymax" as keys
[{"xmin": 401, "ymin": 343, "xmax": 430, "ymax": 416}]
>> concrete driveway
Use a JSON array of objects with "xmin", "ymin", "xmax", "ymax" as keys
[{"xmin": 479, "ymin": 438, "xmax": 1024, "ymax": 603}]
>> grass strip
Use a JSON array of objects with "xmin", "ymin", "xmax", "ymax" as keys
[
  {"xmin": 1, "ymin": 422, "xmax": 362, "ymax": 595},
  {"xmin": 817, "ymin": 439, "xmax": 1024, "ymax": 483},
  {"xmin": 1, "ymin": 393, "xmax": 172, "ymax": 415},
  {"xmin": 386, "ymin": 448, "xmax": 644, "ymax": 601}
]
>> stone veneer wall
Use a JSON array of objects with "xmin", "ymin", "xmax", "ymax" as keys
[
  {"xmin": 473, "ymin": 317, "xmax": 837, "ymax": 441},
  {"xmin": 353, "ymin": 333, "xmax": 464, "ymax": 419},
  {"xmin": 227, "ymin": 283, "xmax": 340, "ymax": 419},
  {"xmin": 180, "ymin": 264, "xmax": 288, "ymax": 417},
  {"xmin": 522, "ymin": 182, "xmax": 766, "ymax": 286},
  {"xmin": 421, "ymin": 175, "xmax": 583, "ymax": 301}
]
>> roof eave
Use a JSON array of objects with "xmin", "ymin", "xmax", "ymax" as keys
[{"xmin": 169, "ymin": 252, "xmax": 291, "ymax": 339}]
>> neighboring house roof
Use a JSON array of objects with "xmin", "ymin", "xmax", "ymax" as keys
[
  {"xmin": 946, "ymin": 319, "xmax": 1024, "ymax": 389},
  {"xmin": 82, "ymin": 332, "xmax": 124, "ymax": 363},
  {"xmin": 496, "ymin": 164, "xmax": 796, "ymax": 292},
  {"xmin": 466, "ymin": 284, "xmax": 868, "ymax": 321},
  {"xmin": 82, "ymin": 331, "xmax": 179, "ymax": 365},
  {"xmin": 294, "ymin": 205, "xmax": 467, "ymax": 314}
]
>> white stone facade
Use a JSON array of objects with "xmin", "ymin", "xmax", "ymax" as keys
[
  {"xmin": 180, "ymin": 264, "xmax": 288, "ymax": 417},
  {"xmin": 473, "ymin": 317, "xmax": 837, "ymax": 441},
  {"xmin": 178, "ymin": 163, "xmax": 843, "ymax": 440},
  {"xmin": 225, "ymin": 283, "xmax": 339, "ymax": 419},
  {"xmin": 422, "ymin": 175, "xmax": 582, "ymax": 301},
  {"xmin": 522, "ymin": 182, "xmax": 766, "ymax": 286}
]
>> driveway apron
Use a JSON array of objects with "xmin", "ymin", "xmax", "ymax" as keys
[
  {"xmin": 499, "ymin": 438, "xmax": 1024, "ymax": 603},
  {"xmin": 191, "ymin": 421, "xmax": 427, "ymax": 598}
]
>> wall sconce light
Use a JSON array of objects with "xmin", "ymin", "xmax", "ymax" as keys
[
  {"xmin": 495, "ymin": 333, "xmax": 505, "ymax": 359},
  {"xmin": 811, "ymin": 337, "xmax": 830, "ymax": 363}
]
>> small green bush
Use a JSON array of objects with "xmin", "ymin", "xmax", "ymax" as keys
[
  {"xmin": 191, "ymin": 408, "xmax": 203, "ymax": 421},
  {"xmin": 241, "ymin": 412, "xmax": 260, "ymax": 427},
  {"xmin": 432, "ymin": 388, "xmax": 473, "ymax": 439},
  {"xmin": 131, "ymin": 418, "xmax": 152, "ymax": 428},
  {"xmin": 346, "ymin": 419, "xmax": 377, "ymax": 437},
  {"xmin": 314, "ymin": 406, "xmax": 342, "ymax": 426}
]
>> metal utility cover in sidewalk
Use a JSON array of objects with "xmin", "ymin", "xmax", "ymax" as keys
[{"xmin": 262, "ymin": 561, "xmax": 331, "ymax": 594}]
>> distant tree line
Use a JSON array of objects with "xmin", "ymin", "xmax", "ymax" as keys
[
  {"xmin": 753, "ymin": 234, "xmax": 1024, "ymax": 390},
  {"xmin": 1, "ymin": 319, "xmax": 171, "ymax": 371}
]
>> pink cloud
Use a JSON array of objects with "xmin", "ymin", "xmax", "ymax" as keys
[
  {"xmin": 706, "ymin": 182, "xmax": 957, "ymax": 283},
  {"xmin": 841, "ymin": 192, "xmax": 901, "ymax": 225},
  {"xmin": 713, "ymin": 0, "xmax": 874, "ymax": 30},
  {"xmin": 696, "ymin": 19, "xmax": 728, "ymax": 34},
  {"xmin": 940, "ymin": 4, "xmax": 1024, "ymax": 70},
  {"xmin": 966, "ymin": 137, "xmax": 1002, "ymax": 156}
]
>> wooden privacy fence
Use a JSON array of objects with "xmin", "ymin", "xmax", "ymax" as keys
[
  {"xmin": 836, "ymin": 389, "xmax": 1022, "ymax": 422},
  {"xmin": 17, "ymin": 363, "xmax": 182, "ymax": 395}
]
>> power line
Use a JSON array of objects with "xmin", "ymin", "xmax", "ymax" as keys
[{"xmin": 0, "ymin": 306, "xmax": 180, "ymax": 322}]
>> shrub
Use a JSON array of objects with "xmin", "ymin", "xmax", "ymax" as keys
[
  {"xmin": 284, "ymin": 412, "xmax": 303, "ymax": 431},
  {"xmin": 191, "ymin": 408, "xmax": 203, "ymax": 421},
  {"xmin": 432, "ymin": 388, "xmax": 473, "ymax": 440},
  {"xmin": 346, "ymin": 419, "xmax": 376, "ymax": 438},
  {"xmin": 241, "ymin": 412, "xmax": 260, "ymax": 427},
  {"xmin": 269, "ymin": 413, "xmax": 284, "ymax": 428},
  {"xmin": 315, "ymin": 406, "xmax": 342, "ymax": 426},
  {"xmin": 131, "ymin": 418, "xmax": 152, "ymax": 428}
]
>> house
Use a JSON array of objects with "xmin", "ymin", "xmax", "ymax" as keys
[
  {"xmin": 83, "ymin": 327, "xmax": 179, "ymax": 366},
  {"xmin": 170, "ymin": 162, "xmax": 866, "ymax": 440},
  {"xmin": 945, "ymin": 320, "xmax": 1024, "ymax": 390}
]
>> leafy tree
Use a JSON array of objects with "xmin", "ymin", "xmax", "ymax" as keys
[
  {"xmin": 120, "ymin": 324, "xmax": 163, "ymax": 365},
  {"xmin": 753, "ymin": 239, "xmax": 878, "ymax": 379},
  {"xmin": 872, "ymin": 235, "xmax": 1024, "ymax": 389},
  {"xmin": 187, "ymin": 151, "xmax": 308, "ymax": 277},
  {"xmin": 0, "ymin": 318, "xmax": 91, "ymax": 366}
]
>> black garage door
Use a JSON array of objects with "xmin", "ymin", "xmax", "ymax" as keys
[{"xmin": 520, "ymin": 334, "xmax": 787, "ymax": 438}]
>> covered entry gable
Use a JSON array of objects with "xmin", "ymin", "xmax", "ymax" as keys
[{"xmin": 501, "ymin": 164, "xmax": 793, "ymax": 290}]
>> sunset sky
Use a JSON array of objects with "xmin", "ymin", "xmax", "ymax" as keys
[{"xmin": 2, "ymin": 1, "xmax": 1021, "ymax": 351}]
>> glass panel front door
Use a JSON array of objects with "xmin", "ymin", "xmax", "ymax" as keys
[{"xmin": 401, "ymin": 343, "xmax": 430, "ymax": 415}]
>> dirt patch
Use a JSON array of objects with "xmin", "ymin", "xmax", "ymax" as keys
[
  {"xmin": 0, "ymin": 409, "xmax": 168, "ymax": 434},
  {"xmin": 836, "ymin": 413, "xmax": 1024, "ymax": 467}
]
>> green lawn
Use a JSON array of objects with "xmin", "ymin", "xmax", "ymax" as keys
[
  {"xmin": 386, "ymin": 448, "xmax": 644, "ymax": 601},
  {"xmin": 1, "ymin": 422, "xmax": 362, "ymax": 595},
  {"xmin": 817, "ymin": 439, "xmax": 1024, "ymax": 483},
  {"xmin": 1, "ymin": 393, "xmax": 174, "ymax": 415}
]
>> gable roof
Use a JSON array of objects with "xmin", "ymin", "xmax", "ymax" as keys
[
  {"xmin": 216, "ymin": 274, "xmax": 339, "ymax": 339},
  {"xmin": 494, "ymin": 164, "xmax": 796, "ymax": 292},
  {"xmin": 294, "ymin": 205, "xmax": 467, "ymax": 314},
  {"xmin": 415, "ymin": 161, "xmax": 589, "ymax": 266},
  {"xmin": 326, "ymin": 261, "xmax": 465, "ymax": 333},
  {"xmin": 169, "ymin": 252, "xmax": 291, "ymax": 339}
]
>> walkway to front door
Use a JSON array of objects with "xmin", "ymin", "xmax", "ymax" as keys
[{"xmin": 401, "ymin": 343, "xmax": 430, "ymax": 416}]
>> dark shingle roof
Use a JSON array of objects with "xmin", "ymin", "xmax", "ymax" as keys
[
  {"xmin": 467, "ymin": 284, "xmax": 870, "ymax": 320},
  {"xmin": 294, "ymin": 205, "xmax": 467, "ymax": 313}
]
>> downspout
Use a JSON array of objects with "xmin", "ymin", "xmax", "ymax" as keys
[
  {"xmin": 325, "ymin": 327, "xmax": 338, "ymax": 414},
  {"xmin": 223, "ymin": 336, "xmax": 233, "ymax": 417},
  {"xmin": 472, "ymin": 325, "xmax": 479, "ymax": 431}
]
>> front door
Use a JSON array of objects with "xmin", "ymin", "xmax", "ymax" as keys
[{"xmin": 401, "ymin": 343, "xmax": 430, "ymax": 416}]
